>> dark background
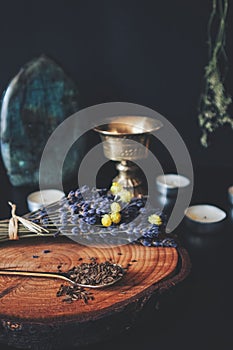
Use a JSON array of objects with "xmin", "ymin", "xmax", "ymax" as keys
[
  {"xmin": 0, "ymin": 0, "xmax": 232, "ymax": 170},
  {"xmin": 0, "ymin": 2, "xmax": 233, "ymax": 350}
]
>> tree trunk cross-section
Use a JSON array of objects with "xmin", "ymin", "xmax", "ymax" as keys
[{"xmin": 0, "ymin": 236, "xmax": 190, "ymax": 349}]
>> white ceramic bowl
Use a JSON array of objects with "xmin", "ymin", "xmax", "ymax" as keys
[
  {"xmin": 184, "ymin": 204, "xmax": 227, "ymax": 233},
  {"xmin": 156, "ymin": 174, "xmax": 190, "ymax": 197},
  {"xmin": 27, "ymin": 189, "xmax": 65, "ymax": 212}
]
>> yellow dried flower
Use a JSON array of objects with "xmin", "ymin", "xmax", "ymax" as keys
[
  {"xmin": 110, "ymin": 182, "xmax": 123, "ymax": 195},
  {"xmin": 119, "ymin": 189, "xmax": 132, "ymax": 203},
  {"xmin": 148, "ymin": 214, "xmax": 162, "ymax": 226},
  {"xmin": 110, "ymin": 202, "xmax": 121, "ymax": 213},
  {"xmin": 110, "ymin": 212, "xmax": 121, "ymax": 224},
  {"xmin": 101, "ymin": 214, "xmax": 112, "ymax": 227}
]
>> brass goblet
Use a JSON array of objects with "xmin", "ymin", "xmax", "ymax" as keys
[{"xmin": 94, "ymin": 116, "xmax": 162, "ymax": 196}]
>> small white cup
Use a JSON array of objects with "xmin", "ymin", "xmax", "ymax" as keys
[
  {"xmin": 156, "ymin": 174, "xmax": 190, "ymax": 197},
  {"xmin": 27, "ymin": 189, "xmax": 65, "ymax": 212},
  {"xmin": 184, "ymin": 204, "xmax": 226, "ymax": 234}
]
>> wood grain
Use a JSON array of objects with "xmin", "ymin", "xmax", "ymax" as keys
[
  {"xmin": 0, "ymin": 236, "xmax": 191, "ymax": 350},
  {"xmin": 0, "ymin": 236, "xmax": 177, "ymax": 321}
]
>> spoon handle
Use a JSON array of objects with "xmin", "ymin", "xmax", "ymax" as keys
[
  {"xmin": 0, "ymin": 268, "xmax": 124, "ymax": 289},
  {"xmin": 0, "ymin": 269, "xmax": 76, "ymax": 285}
]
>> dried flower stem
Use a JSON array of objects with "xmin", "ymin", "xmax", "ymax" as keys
[
  {"xmin": 198, "ymin": 0, "xmax": 232, "ymax": 147},
  {"xmin": 7, "ymin": 202, "xmax": 49, "ymax": 240}
]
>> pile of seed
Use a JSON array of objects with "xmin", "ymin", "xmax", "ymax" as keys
[
  {"xmin": 66, "ymin": 257, "xmax": 124, "ymax": 286},
  {"xmin": 56, "ymin": 258, "xmax": 125, "ymax": 304}
]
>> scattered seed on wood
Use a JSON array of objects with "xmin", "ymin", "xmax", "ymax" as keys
[
  {"xmin": 43, "ymin": 250, "xmax": 51, "ymax": 254},
  {"xmin": 117, "ymin": 252, "xmax": 123, "ymax": 255},
  {"xmin": 32, "ymin": 255, "xmax": 39, "ymax": 258},
  {"xmin": 131, "ymin": 259, "xmax": 137, "ymax": 262},
  {"xmin": 62, "ymin": 297, "xmax": 73, "ymax": 304},
  {"xmin": 57, "ymin": 284, "xmax": 94, "ymax": 304},
  {"xmin": 78, "ymin": 257, "xmax": 83, "ymax": 261}
]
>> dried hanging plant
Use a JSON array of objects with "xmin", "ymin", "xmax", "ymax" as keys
[{"xmin": 198, "ymin": 0, "xmax": 232, "ymax": 147}]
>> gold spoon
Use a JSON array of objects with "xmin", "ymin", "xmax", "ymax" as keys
[{"xmin": 0, "ymin": 266, "xmax": 125, "ymax": 289}]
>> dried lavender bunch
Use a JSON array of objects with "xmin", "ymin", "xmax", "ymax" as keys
[
  {"xmin": 26, "ymin": 184, "xmax": 172, "ymax": 247},
  {"xmin": 198, "ymin": 0, "xmax": 232, "ymax": 147}
]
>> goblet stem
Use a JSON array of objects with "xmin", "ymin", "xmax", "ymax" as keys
[{"xmin": 113, "ymin": 160, "xmax": 147, "ymax": 197}]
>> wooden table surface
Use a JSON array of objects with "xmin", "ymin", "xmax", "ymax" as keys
[
  {"xmin": 0, "ymin": 237, "xmax": 178, "ymax": 321},
  {"xmin": 0, "ymin": 162, "xmax": 232, "ymax": 350}
]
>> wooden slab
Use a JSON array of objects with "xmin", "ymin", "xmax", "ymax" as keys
[{"xmin": 0, "ymin": 236, "xmax": 189, "ymax": 349}]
